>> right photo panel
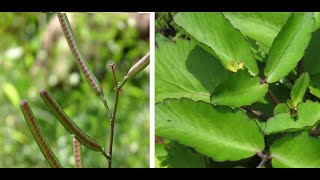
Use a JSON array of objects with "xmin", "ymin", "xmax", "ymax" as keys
[{"xmin": 155, "ymin": 12, "xmax": 320, "ymax": 168}]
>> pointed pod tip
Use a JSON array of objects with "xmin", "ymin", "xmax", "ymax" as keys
[
  {"xmin": 20, "ymin": 99, "xmax": 28, "ymax": 107},
  {"xmin": 39, "ymin": 88, "xmax": 48, "ymax": 96}
]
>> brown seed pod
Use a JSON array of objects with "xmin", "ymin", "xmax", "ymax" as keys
[
  {"xmin": 127, "ymin": 52, "xmax": 150, "ymax": 79},
  {"xmin": 39, "ymin": 89, "xmax": 104, "ymax": 152},
  {"xmin": 20, "ymin": 99, "xmax": 62, "ymax": 168},
  {"xmin": 57, "ymin": 12, "xmax": 104, "ymax": 99},
  {"xmin": 73, "ymin": 138, "xmax": 83, "ymax": 168}
]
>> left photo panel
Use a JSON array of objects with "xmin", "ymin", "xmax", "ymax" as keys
[{"xmin": 0, "ymin": 12, "xmax": 150, "ymax": 168}]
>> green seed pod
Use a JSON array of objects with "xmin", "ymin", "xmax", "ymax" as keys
[
  {"xmin": 20, "ymin": 99, "xmax": 62, "ymax": 168},
  {"xmin": 72, "ymin": 138, "xmax": 83, "ymax": 168},
  {"xmin": 127, "ymin": 52, "xmax": 150, "ymax": 79},
  {"xmin": 56, "ymin": 12, "xmax": 104, "ymax": 99},
  {"xmin": 39, "ymin": 89, "xmax": 104, "ymax": 152}
]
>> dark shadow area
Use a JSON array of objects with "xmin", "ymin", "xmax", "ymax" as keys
[{"xmin": 185, "ymin": 45, "xmax": 230, "ymax": 93}]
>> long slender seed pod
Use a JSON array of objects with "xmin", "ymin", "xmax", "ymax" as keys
[
  {"xmin": 20, "ymin": 100, "xmax": 62, "ymax": 168},
  {"xmin": 56, "ymin": 12, "xmax": 104, "ymax": 99},
  {"xmin": 72, "ymin": 138, "xmax": 83, "ymax": 168},
  {"xmin": 117, "ymin": 52, "xmax": 150, "ymax": 90},
  {"xmin": 39, "ymin": 89, "xmax": 104, "ymax": 152},
  {"xmin": 127, "ymin": 52, "xmax": 150, "ymax": 79}
]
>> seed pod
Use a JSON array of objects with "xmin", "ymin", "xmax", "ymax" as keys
[
  {"xmin": 73, "ymin": 138, "xmax": 83, "ymax": 168},
  {"xmin": 57, "ymin": 12, "xmax": 104, "ymax": 99},
  {"xmin": 20, "ymin": 99, "xmax": 62, "ymax": 168},
  {"xmin": 40, "ymin": 89, "xmax": 104, "ymax": 152},
  {"xmin": 127, "ymin": 52, "xmax": 150, "ymax": 79}
]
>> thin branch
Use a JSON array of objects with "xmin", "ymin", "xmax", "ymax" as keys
[
  {"xmin": 268, "ymin": 88, "xmax": 280, "ymax": 105},
  {"xmin": 242, "ymin": 106, "xmax": 269, "ymax": 121},
  {"xmin": 107, "ymin": 64, "xmax": 121, "ymax": 168},
  {"xmin": 260, "ymin": 77, "xmax": 280, "ymax": 105},
  {"xmin": 257, "ymin": 155, "xmax": 268, "ymax": 168}
]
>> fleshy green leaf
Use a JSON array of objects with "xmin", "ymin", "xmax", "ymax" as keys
[
  {"xmin": 264, "ymin": 113, "xmax": 298, "ymax": 135},
  {"xmin": 274, "ymin": 103, "xmax": 290, "ymax": 115},
  {"xmin": 290, "ymin": 73, "xmax": 310, "ymax": 107},
  {"xmin": 265, "ymin": 100, "xmax": 320, "ymax": 135},
  {"xmin": 210, "ymin": 70, "xmax": 268, "ymax": 107},
  {"xmin": 265, "ymin": 12, "xmax": 314, "ymax": 83},
  {"xmin": 270, "ymin": 132, "xmax": 320, "ymax": 168},
  {"xmin": 314, "ymin": 12, "xmax": 320, "ymax": 31},
  {"xmin": 174, "ymin": 12, "xmax": 259, "ymax": 75},
  {"xmin": 155, "ymin": 39, "xmax": 229, "ymax": 103},
  {"xmin": 162, "ymin": 141, "xmax": 206, "ymax": 168},
  {"xmin": 156, "ymin": 98, "xmax": 265, "ymax": 161},
  {"xmin": 304, "ymin": 29, "xmax": 320, "ymax": 75},
  {"xmin": 223, "ymin": 12, "xmax": 290, "ymax": 48},
  {"xmin": 309, "ymin": 85, "xmax": 320, "ymax": 98}
]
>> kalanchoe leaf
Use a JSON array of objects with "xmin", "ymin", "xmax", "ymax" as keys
[
  {"xmin": 264, "ymin": 12, "xmax": 314, "ymax": 83},
  {"xmin": 162, "ymin": 141, "xmax": 206, "ymax": 168},
  {"xmin": 273, "ymin": 103, "xmax": 290, "ymax": 115},
  {"xmin": 174, "ymin": 12, "xmax": 259, "ymax": 75},
  {"xmin": 270, "ymin": 131, "xmax": 320, "ymax": 168},
  {"xmin": 156, "ymin": 98, "xmax": 265, "ymax": 162},
  {"xmin": 265, "ymin": 100, "xmax": 320, "ymax": 135},
  {"xmin": 290, "ymin": 72, "xmax": 310, "ymax": 108},
  {"xmin": 211, "ymin": 69, "xmax": 268, "ymax": 108},
  {"xmin": 223, "ymin": 12, "xmax": 290, "ymax": 48},
  {"xmin": 20, "ymin": 99, "xmax": 62, "ymax": 168},
  {"xmin": 155, "ymin": 39, "xmax": 230, "ymax": 103},
  {"xmin": 314, "ymin": 12, "xmax": 320, "ymax": 31}
]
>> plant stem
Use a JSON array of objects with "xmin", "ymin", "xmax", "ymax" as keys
[
  {"xmin": 268, "ymin": 88, "xmax": 280, "ymax": 105},
  {"xmin": 102, "ymin": 98, "xmax": 112, "ymax": 119},
  {"xmin": 256, "ymin": 152, "xmax": 271, "ymax": 168},
  {"xmin": 257, "ymin": 155, "xmax": 268, "ymax": 168},
  {"xmin": 107, "ymin": 64, "xmax": 120, "ymax": 168},
  {"xmin": 108, "ymin": 90, "xmax": 119, "ymax": 168},
  {"xmin": 260, "ymin": 77, "xmax": 280, "ymax": 105},
  {"xmin": 242, "ymin": 106, "xmax": 269, "ymax": 121},
  {"xmin": 116, "ymin": 76, "xmax": 129, "ymax": 91}
]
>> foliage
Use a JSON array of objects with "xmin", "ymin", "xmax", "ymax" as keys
[
  {"xmin": 0, "ymin": 12, "xmax": 149, "ymax": 168},
  {"xmin": 155, "ymin": 12, "xmax": 320, "ymax": 168}
]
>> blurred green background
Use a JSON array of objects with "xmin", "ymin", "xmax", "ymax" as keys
[{"xmin": 0, "ymin": 12, "xmax": 149, "ymax": 168}]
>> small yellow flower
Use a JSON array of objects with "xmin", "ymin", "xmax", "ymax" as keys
[{"xmin": 227, "ymin": 61, "xmax": 245, "ymax": 72}]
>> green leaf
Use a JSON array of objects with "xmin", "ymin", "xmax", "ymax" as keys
[
  {"xmin": 265, "ymin": 12, "xmax": 314, "ymax": 83},
  {"xmin": 274, "ymin": 103, "xmax": 290, "ymax": 115},
  {"xmin": 155, "ymin": 143, "xmax": 167, "ymax": 157},
  {"xmin": 264, "ymin": 113, "xmax": 298, "ymax": 135},
  {"xmin": 155, "ymin": 39, "xmax": 229, "ymax": 103},
  {"xmin": 265, "ymin": 100, "xmax": 320, "ymax": 135},
  {"xmin": 270, "ymin": 132, "xmax": 320, "ymax": 168},
  {"xmin": 210, "ymin": 70, "xmax": 268, "ymax": 107},
  {"xmin": 174, "ymin": 12, "xmax": 259, "ymax": 75},
  {"xmin": 223, "ymin": 12, "xmax": 290, "ymax": 48},
  {"xmin": 314, "ymin": 12, "xmax": 320, "ymax": 31},
  {"xmin": 156, "ymin": 98, "xmax": 265, "ymax": 161},
  {"xmin": 309, "ymin": 85, "xmax": 320, "ymax": 98},
  {"xmin": 155, "ymin": 32, "xmax": 170, "ymax": 45},
  {"xmin": 290, "ymin": 73, "xmax": 310, "ymax": 107},
  {"xmin": 304, "ymin": 29, "xmax": 320, "ymax": 75},
  {"xmin": 162, "ymin": 141, "xmax": 206, "ymax": 168},
  {"xmin": 247, "ymin": 38, "xmax": 268, "ymax": 62}
]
